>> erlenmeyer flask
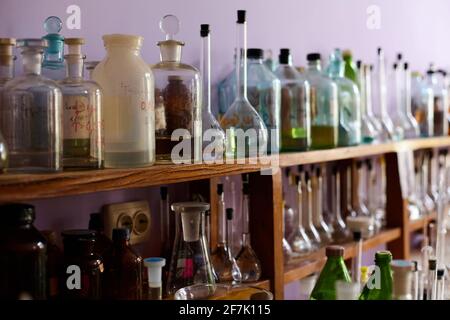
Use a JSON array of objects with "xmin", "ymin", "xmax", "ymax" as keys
[
  {"xmin": 211, "ymin": 185, "xmax": 241, "ymax": 283},
  {"xmin": 312, "ymin": 167, "xmax": 333, "ymax": 243},
  {"xmin": 166, "ymin": 202, "xmax": 216, "ymax": 295},
  {"xmin": 235, "ymin": 181, "xmax": 262, "ymax": 282},
  {"xmin": 331, "ymin": 165, "xmax": 350, "ymax": 243},
  {"xmin": 220, "ymin": 10, "xmax": 268, "ymax": 159},
  {"xmin": 290, "ymin": 174, "xmax": 312, "ymax": 255}
]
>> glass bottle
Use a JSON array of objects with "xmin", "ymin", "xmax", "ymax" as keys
[
  {"xmin": 391, "ymin": 260, "xmax": 413, "ymax": 300},
  {"xmin": 200, "ymin": 24, "xmax": 225, "ymax": 162},
  {"xmin": 411, "ymin": 72, "xmax": 434, "ymax": 137},
  {"xmin": 88, "ymin": 212, "xmax": 113, "ymax": 257},
  {"xmin": 41, "ymin": 230, "xmax": 63, "ymax": 300},
  {"xmin": 92, "ymin": 34, "xmax": 154, "ymax": 168},
  {"xmin": 282, "ymin": 202, "xmax": 296, "ymax": 263},
  {"xmin": 61, "ymin": 230, "xmax": 103, "ymax": 300},
  {"xmin": 167, "ymin": 202, "xmax": 215, "ymax": 295},
  {"xmin": 304, "ymin": 170, "xmax": 321, "ymax": 247},
  {"xmin": 331, "ymin": 165, "xmax": 350, "ymax": 243},
  {"xmin": 211, "ymin": 185, "xmax": 241, "ymax": 282},
  {"xmin": 365, "ymin": 159, "xmax": 381, "ymax": 232},
  {"xmin": 436, "ymin": 269, "xmax": 445, "ymax": 300},
  {"xmin": 263, "ymin": 49, "xmax": 277, "ymax": 72},
  {"xmin": 342, "ymin": 50, "xmax": 357, "ymax": 84},
  {"xmin": 84, "ymin": 61, "xmax": 99, "ymax": 81},
  {"xmin": 152, "ymin": 15, "xmax": 201, "ymax": 164},
  {"xmin": 217, "ymin": 51, "xmax": 236, "ymax": 120},
  {"xmin": 104, "ymin": 228, "xmax": 143, "ymax": 300},
  {"xmin": 360, "ymin": 63, "xmax": 383, "ymax": 143},
  {"xmin": 305, "ymin": 53, "xmax": 338, "ymax": 149},
  {"xmin": 359, "ymin": 251, "xmax": 393, "ymax": 300},
  {"xmin": 159, "ymin": 187, "xmax": 171, "ymax": 266},
  {"xmin": 1, "ymin": 39, "xmax": 62, "ymax": 172},
  {"xmin": 274, "ymin": 48, "xmax": 310, "ymax": 151},
  {"xmin": 310, "ymin": 245, "xmax": 351, "ymax": 300},
  {"xmin": 59, "ymin": 38, "xmax": 103, "ymax": 169},
  {"xmin": 425, "ymin": 67, "xmax": 449, "ymax": 136},
  {"xmin": 41, "ymin": 16, "xmax": 65, "ymax": 80},
  {"xmin": 144, "ymin": 257, "xmax": 166, "ymax": 300},
  {"xmin": 312, "ymin": 166, "xmax": 333, "ymax": 243},
  {"xmin": 246, "ymin": 48, "xmax": 280, "ymax": 154},
  {"xmin": 236, "ymin": 181, "xmax": 262, "ymax": 282},
  {"xmin": 343, "ymin": 163, "xmax": 357, "ymax": 218},
  {"xmin": 326, "ymin": 49, "xmax": 361, "ymax": 146},
  {"xmin": 290, "ymin": 173, "xmax": 312, "ymax": 255},
  {"xmin": 220, "ymin": 10, "xmax": 268, "ymax": 159},
  {"xmin": 0, "ymin": 204, "xmax": 47, "ymax": 300},
  {"xmin": 352, "ymin": 161, "xmax": 373, "ymax": 226}
]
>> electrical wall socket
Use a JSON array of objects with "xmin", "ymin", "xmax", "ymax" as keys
[{"xmin": 102, "ymin": 200, "xmax": 151, "ymax": 245}]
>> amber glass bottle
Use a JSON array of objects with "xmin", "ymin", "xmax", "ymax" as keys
[{"xmin": 42, "ymin": 230, "xmax": 63, "ymax": 300}]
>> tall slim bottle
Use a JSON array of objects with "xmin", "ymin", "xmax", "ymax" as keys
[{"xmin": 425, "ymin": 67, "xmax": 449, "ymax": 136}]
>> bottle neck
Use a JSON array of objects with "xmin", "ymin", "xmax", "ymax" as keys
[
  {"xmin": 106, "ymin": 46, "xmax": 140, "ymax": 57},
  {"xmin": 297, "ymin": 175, "xmax": 304, "ymax": 228},
  {"xmin": 0, "ymin": 62, "xmax": 14, "ymax": 81},
  {"xmin": 65, "ymin": 55, "xmax": 84, "ymax": 79},
  {"xmin": 334, "ymin": 171, "xmax": 344, "ymax": 221},
  {"xmin": 404, "ymin": 68, "xmax": 413, "ymax": 115},
  {"xmin": 218, "ymin": 194, "xmax": 226, "ymax": 244},
  {"xmin": 113, "ymin": 238, "xmax": 129, "ymax": 249},
  {"xmin": 242, "ymin": 193, "xmax": 250, "ymax": 234},
  {"xmin": 364, "ymin": 66, "xmax": 374, "ymax": 116},
  {"xmin": 201, "ymin": 34, "xmax": 212, "ymax": 113},
  {"xmin": 308, "ymin": 60, "xmax": 322, "ymax": 72},
  {"xmin": 236, "ymin": 22, "xmax": 248, "ymax": 100},
  {"xmin": 22, "ymin": 50, "xmax": 43, "ymax": 75}
]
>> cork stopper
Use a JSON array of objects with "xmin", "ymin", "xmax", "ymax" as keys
[
  {"xmin": 326, "ymin": 245, "xmax": 344, "ymax": 257},
  {"xmin": 65, "ymin": 38, "xmax": 85, "ymax": 55},
  {"xmin": 0, "ymin": 38, "xmax": 16, "ymax": 55}
]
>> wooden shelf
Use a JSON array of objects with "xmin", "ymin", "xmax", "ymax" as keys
[
  {"xmin": 283, "ymin": 228, "xmax": 401, "ymax": 284},
  {"xmin": 408, "ymin": 211, "xmax": 437, "ymax": 233},
  {"xmin": 0, "ymin": 137, "xmax": 449, "ymax": 202}
]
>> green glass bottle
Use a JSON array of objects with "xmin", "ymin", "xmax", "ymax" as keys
[
  {"xmin": 359, "ymin": 251, "xmax": 393, "ymax": 300},
  {"xmin": 310, "ymin": 245, "xmax": 351, "ymax": 300},
  {"xmin": 343, "ymin": 50, "xmax": 358, "ymax": 84}
]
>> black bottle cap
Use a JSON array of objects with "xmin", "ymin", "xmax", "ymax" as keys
[
  {"xmin": 307, "ymin": 52, "xmax": 321, "ymax": 61},
  {"xmin": 112, "ymin": 228, "xmax": 130, "ymax": 242},
  {"xmin": 429, "ymin": 259, "xmax": 437, "ymax": 270},
  {"xmin": 393, "ymin": 63, "xmax": 398, "ymax": 70},
  {"xmin": 61, "ymin": 229, "xmax": 96, "ymax": 240},
  {"xmin": 353, "ymin": 231, "xmax": 362, "ymax": 241},
  {"xmin": 279, "ymin": 48, "xmax": 290, "ymax": 64},
  {"xmin": 160, "ymin": 186, "xmax": 168, "ymax": 200},
  {"xmin": 226, "ymin": 208, "xmax": 233, "ymax": 220},
  {"xmin": 397, "ymin": 53, "xmax": 403, "ymax": 61},
  {"xmin": 370, "ymin": 64, "xmax": 374, "ymax": 71},
  {"xmin": 247, "ymin": 48, "xmax": 263, "ymax": 59},
  {"xmin": 404, "ymin": 62, "xmax": 408, "ymax": 70},
  {"xmin": 237, "ymin": 10, "xmax": 246, "ymax": 23},
  {"xmin": 88, "ymin": 213, "xmax": 103, "ymax": 231},
  {"xmin": 217, "ymin": 183, "xmax": 224, "ymax": 195},
  {"xmin": 243, "ymin": 182, "xmax": 250, "ymax": 195},
  {"xmin": 377, "ymin": 47, "xmax": 382, "ymax": 55},
  {"xmin": 326, "ymin": 245, "xmax": 344, "ymax": 257},
  {"xmin": 356, "ymin": 60, "xmax": 362, "ymax": 69},
  {"xmin": 437, "ymin": 269, "xmax": 445, "ymax": 278},
  {"xmin": 1, "ymin": 203, "xmax": 35, "ymax": 225},
  {"xmin": 200, "ymin": 24, "xmax": 209, "ymax": 37}
]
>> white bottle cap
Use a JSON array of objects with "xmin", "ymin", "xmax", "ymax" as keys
[{"xmin": 144, "ymin": 257, "xmax": 166, "ymax": 288}]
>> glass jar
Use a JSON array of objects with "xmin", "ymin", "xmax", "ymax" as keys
[
  {"xmin": 0, "ymin": 203, "xmax": 47, "ymax": 300},
  {"xmin": 61, "ymin": 230, "xmax": 104, "ymax": 300},
  {"xmin": 92, "ymin": 34, "xmax": 155, "ymax": 168},
  {"xmin": 274, "ymin": 48, "xmax": 310, "ymax": 151},
  {"xmin": 152, "ymin": 15, "xmax": 201, "ymax": 164},
  {"xmin": 1, "ymin": 38, "xmax": 62, "ymax": 172},
  {"xmin": 41, "ymin": 16, "xmax": 66, "ymax": 81},
  {"xmin": 58, "ymin": 38, "xmax": 103, "ymax": 169}
]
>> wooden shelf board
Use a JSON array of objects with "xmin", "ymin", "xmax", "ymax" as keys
[
  {"xmin": 408, "ymin": 211, "xmax": 437, "ymax": 233},
  {"xmin": 0, "ymin": 137, "xmax": 449, "ymax": 201},
  {"xmin": 283, "ymin": 228, "xmax": 401, "ymax": 284}
]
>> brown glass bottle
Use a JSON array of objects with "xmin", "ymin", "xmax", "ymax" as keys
[
  {"xmin": 0, "ymin": 203, "xmax": 47, "ymax": 300},
  {"xmin": 42, "ymin": 230, "xmax": 63, "ymax": 300},
  {"xmin": 104, "ymin": 228, "xmax": 143, "ymax": 300},
  {"xmin": 88, "ymin": 212, "xmax": 112, "ymax": 256},
  {"xmin": 61, "ymin": 230, "xmax": 104, "ymax": 300}
]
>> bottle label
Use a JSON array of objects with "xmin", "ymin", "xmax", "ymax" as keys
[{"xmin": 63, "ymin": 96, "xmax": 96, "ymax": 140}]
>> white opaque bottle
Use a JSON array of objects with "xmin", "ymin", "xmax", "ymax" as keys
[{"xmin": 92, "ymin": 34, "xmax": 155, "ymax": 168}]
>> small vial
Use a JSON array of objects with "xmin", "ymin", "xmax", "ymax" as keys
[{"xmin": 144, "ymin": 257, "xmax": 166, "ymax": 300}]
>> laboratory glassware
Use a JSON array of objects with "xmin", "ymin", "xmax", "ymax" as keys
[
  {"xmin": 411, "ymin": 72, "xmax": 434, "ymax": 137},
  {"xmin": 343, "ymin": 162, "xmax": 358, "ymax": 219},
  {"xmin": 85, "ymin": 61, "xmax": 100, "ymax": 81},
  {"xmin": 342, "ymin": 50, "xmax": 358, "ymax": 84},
  {"xmin": 411, "ymin": 261, "xmax": 419, "ymax": 300},
  {"xmin": 310, "ymin": 246, "xmax": 351, "ymax": 300},
  {"xmin": 436, "ymin": 269, "xmax": 445, "ymax": 300},
  {"xmin": 167, "ymin": 202, "xmax": 216, "ymax": 295},
  {"xmin": 160, "ymin": 187, "xmax": 172, "ymax": 266},
  {"xmin": 304, "ymin": 53, "xmax": 338, "ymax": 149},
  {"xmin": 326, "ymin": 49, "xmax": 361, "ymax": 146},
  {"xmin": 359, "ymin": 251, "xmax": 393, "ymax": 300},
  {"xmin": 274, "ymin": 48, "xmax": 310, "ymax": 152},
  {"xmin": 1, "ymin": 38, "xmax": 62, "ymax": 172},
  {"xmin": 220, "ymin": 11, "xmax": 268, "ymax": 159},
  {"xmin": 391, "ymin": 260, "xmax": 413, "ymax": 300},
  {"xmin": 351, "ymin": 232, "xmax": 363, "ymax": 284},
  {"xmin": 59, "ymin": 38, "xmax": 103, "ymax": 169},
  {"xmin": 330, "ymin": 165, "xmax": 350, "ymax": 243},
  {"xmin": 351, "ymin": 161, "xmax": 374, "ymax": 237},
  {"xmin": 425, "ymin": 67, "xmax": 449, "ymax": 136},
  {"xmin": 263, "ymin": 49, "xmax": 277, "ymax": 72},
  {"xmin": 360, "ymin": 63, "xmax": 383, "ymax": 143},
  {"xmin": 92, "ymin": 34, "xmax": 154, "ymax": 168},
  {"xmin": 42, "ymin": 16, "xmax": 65, "ymax": 80},
  {"xmin": 236, "ymin": 181, "xmax": 262, "ymax": 282},
  {"xmin": 200, "ymin": 24, "xmax": 225, "ymax": 161},
  {"xmin": 144, "ymin": 257, "xmax": 166, "ymax": 300},
  {"xmin": 303, "ymin": 170, "xmax": 321, "ymax": 247},
  {"xmin": 217, "ymin": 51, "xmax": 236, "ymax": 119},
  {"xmin": 88, "ymin": 212, "xmax": 112, "ymax": 257},
  {"xmin": 426, "ymin": 258, "xmax": 437, "ymax": 300},
  {"xmin": 312, "ymin": 167, "xmax": 333, "ymax": 243}
]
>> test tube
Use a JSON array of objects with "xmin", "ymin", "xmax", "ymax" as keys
[
  {"xmin": 351, "ymin": 231, "xmax": 362, "ymax": 284},
  {"xmin": 427, "ymin": 258, "xmax": 437, "ymax": 300},
  {"xmin": 436, "ymin": 269, "xmax": 445, "ymax": 300},
  {"xmin": 144, "ymin": 257, "xmax": 166, "ymax": 300}
]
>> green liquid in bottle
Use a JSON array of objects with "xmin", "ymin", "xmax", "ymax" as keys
[{"xmin": 311, "ymin": 125, "xmax": 337, "ymax": 150}]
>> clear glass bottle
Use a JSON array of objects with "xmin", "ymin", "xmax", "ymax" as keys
[
  {"xmin": 304, "ymin": 53, "xmax": 338, "ymax": 149},
  {"xmin": 312, "ymin": 166, "xmax": 333, "ymax": 243},
  {"xmin": 167, "ymin": 202, "xmax": 215, "ymax": 295},
  {"xmin": 92, "ymin": 34, "xmax": 155, "ymax": 168},
  {"xmin": 58, "ymin": 38, "xmax": 103, "ymax": 169},
  {"xmin": 263, "ymin": 49, "xmax": 277, "ymax": 72},
  {"xmin": 200, "ymin": 24, "xmax": 225, "ymax": 162},
  {"xmin": 220, "ymin": 11, "xmax": 268, "ymax": 159},
  {"xmin": 331, "ymin": 165, "xmax": 350, "ymax": 243},
  {"xmin": 1, "ymin": 39, "xmax": 62, "ymax": 172},
  {"xmin": 152, "ymin": 15, "xmax": 201, "ymax": 164},
  {"xmin": 41, "ymin": 16, "xmax": 65, "ymax": 80},
  {"xmin": 326, "ymin": 49, "xmax": 361, "ymax": 146},
  {"xmin": 425, "ymin": 67, "xmax": 449, "ymax": 136},
  {"xmin": 274, "ymin": 48, "xmax": 310, "ymax": 151},
  {"xmin": 342, "ymin": 50, "xmax": 357, "ymax": 84},
  {"xmin": 411, "ymin": 72, "xmax": 434, "ymax": 137},
  {"xmin": 235, "ymin": 181, "xmax": 262, "ymax": 282},
  {"xmin": 246, "ymin": 48, "xmax": 280, "ymax": 154}
]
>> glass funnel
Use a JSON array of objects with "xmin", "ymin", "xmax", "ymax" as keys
[
  {"xmin": 274, "ymin": 48, "xmax": 310, "ymax": 152},
  {"xmin": 211, "ymin": 184, "xmax": 242, "ymax": 283},
  {"xmin": 200, "ymin": 24, "xmax": 225, "ymax": 162},
  {"xmin": 235, "ymin": 181, "xmax": 262, "ymax": 282},
  {"xmin": 152, "ymin": 15, "xmax": 202, "ymax": 164},
  {"xmin": 166, "ymin": 202, "xmax": 216, "ymax": 296},
  {"xmin": 330, "ymin": 165, "xmax": 350, "ymax": 243},
  {"xmin": 1, "ymin": 39, "xmax": 62, "ymax": 172},
  {"xmin": 290, "ymin": 173, "xmax": 312, "ymax": 255},
  {"xmin": 304, "ymin": 53, "xmax": 338, "ymax": 149},
  {"xmin": 411, "ymin": 72, "xmax": 434, "ymax": 137},
  {"xmin": 326, "ymin": 49, "xmax": 361, "ymax": 147},
  {"xmin": 42, "ymin": 16, "xmax": 65, "ymax": 80},
  {"xmin": 220, "ymin": 10, "xmax": 268, "ymax": 160}
]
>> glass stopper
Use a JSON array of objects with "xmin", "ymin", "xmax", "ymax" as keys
[
  {"xmin": 159, "ymin": 15, "xmax": 180, "ymax": 40},
  {"xmin": 44, "ymin": 16, "xmax": 62, "ymax": 34}
]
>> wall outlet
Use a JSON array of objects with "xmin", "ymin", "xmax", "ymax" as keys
[{"xmin": 102, "ymin": 200, "xmax": 151, "ymax": 245}]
